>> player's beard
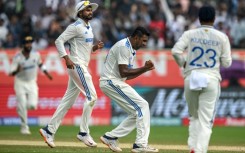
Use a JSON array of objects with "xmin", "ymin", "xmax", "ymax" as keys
[
  {"xmin": 134, "ymin": 42, "xmax": 141, "ymax": 50},
  {"xmin": 82, "ymin": 14, "xmax": 93, "ymax": 20},
  {"xmin": 24, "ymin": 46, "xmax": 32, "ymax": 53}
]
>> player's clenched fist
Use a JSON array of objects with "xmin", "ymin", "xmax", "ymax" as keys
[{"xmin": 144, "ymin": 60, "xmax": 155, "ymax": 71}]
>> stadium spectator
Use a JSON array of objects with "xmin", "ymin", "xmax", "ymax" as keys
[
  {"xmin": 2, "ymin": 33, "xmax": 18, "ymax": 48},
  {"xmin": 0, "ymin": 0, "xmax": 245, "ymax": 50},
  {"xmin": 0, "ymin": 17, "xmax": 8, "ymax": 46},
  {"xmin": 32, "ymin": 34, "xmax": 48, "ymax": 51},
  {"xmin": 230, "ymin": 11, "xmax": 245, "ymax": 48},
  {"xmin": 147, "ymin": 13, "xmax": 166, "ymax": 49},
  {"xmin": 47, "ymin": 19, "xmax": 62, "ymax": 46}
]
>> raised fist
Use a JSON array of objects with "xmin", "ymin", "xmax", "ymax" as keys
[{"xmin": 145, "ymin": 60, "xmax": 155, "ymax": 70}]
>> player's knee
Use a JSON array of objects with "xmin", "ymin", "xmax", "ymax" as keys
[
  {"xmin": 141, "ymin": 101, "xmax": 149, "ymax": 109},
  {"xmin": 88, "ymin": 94, "xmax": 97, "ymax": 107},
  {"xmin": 28, "ymin": 104, "xmax": 37, "ymax": 110},
  {"xmin": 91, "ymin": 94, "xmax": 97, "ymax": 101},
  {"xmin": 134, "ymin": 101, "xmax": 149, "ymax": 115}
]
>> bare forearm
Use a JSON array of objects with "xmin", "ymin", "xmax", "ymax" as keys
[
  {"xmin": 92, "ymin": 41, "xmax": 104, "ymax": 52},
  {"xmin": 10, "ymin": 65, "xmax": 22, "ymax": 76},
  {"xmin": 10, "ymin": 70, "xmax": 18, "ymax": 76},
  {"xmin": 92, "ymin": 45, "xmax": 98, "ymax": 52},
  {"xmin": 62, "ymin": 55, "xmax": 69, "ymax": 60},
  {"xmin": 39, "ymin": 63, "xmax": 53, "ymax": 80},
  {"xmin": 43, "ymin": 70, "xmax": 53, "ymax": 80},
  {"xmin": 121, "ymin": 67, "xmax": 147, "ymax": 78},
  {"xmin": 126, "ymin": 73, "xmax": 142, "ymax": 80},
  {"xmin": 172, "ymin": 53, "xmax": 186, "ymax": 67}
]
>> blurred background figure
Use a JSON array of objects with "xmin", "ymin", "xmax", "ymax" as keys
[
  {"xmin": 0, "ymin": 0, "xmax": 244, "ymax": 50},
  {"xmin": 9, "ymin": 36, "xmax": 53, "ymax": 134}
]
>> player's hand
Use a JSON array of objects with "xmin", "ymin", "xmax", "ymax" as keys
[
  {"xmin": 63, "ymin": 56, "xmax": 75, "ymax": 69},
  {"xmin": 183, "ymin": 61, "xmax": 186, "ymax": 68},
  {"xmin": 144, "ymin": 60, "xmax": 155, "ymax": 71},
  {"xmin": 96, "ymin": 41, "xmax": 104, "ymax": 50},
  {"xmin": 9, "ymin": 65, "xmax": 22, "ymax": 76},
  {"xmin": 47, "ymin": 74, "xmax": 53, "ymax": 80}
]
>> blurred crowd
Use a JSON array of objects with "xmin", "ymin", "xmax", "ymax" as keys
[{"xmin": 0, "ymin": 0, "xmax": 245, "ymax": 51}]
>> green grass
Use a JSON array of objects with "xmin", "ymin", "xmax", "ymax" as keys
[{"xmin": 0, "ymin": 126, "xmax": 244, "ymax": 153}]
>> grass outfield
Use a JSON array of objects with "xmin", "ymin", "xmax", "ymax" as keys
[{"xmin": 0, "ymin": 126, "xmax": 244, "ymax": 153}]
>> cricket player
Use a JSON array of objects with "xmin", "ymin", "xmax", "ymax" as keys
[
  {"xmin": 171, "ymin": 5, "xmax": 232, "ymax": 153},
  {"xmin": 39, "ymin": 1, "xmax": 104, "ymax": 148},
  {"xmin": 9, "ymin": 36, "xmax": 53, "ymax": 135},
  {"xmin": 99, "ymin": 26, "xmax": 158, "ymax": 152}
]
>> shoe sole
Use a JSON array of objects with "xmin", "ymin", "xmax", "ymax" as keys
[
  {"xmin": 76, "ymin": 136, "xmax": 97, "ymax": 148},
  {"xmin": 20, "ymin": 131, "xmax": 31, "ymax": 135},
  {"xmin": 131, "ymin": 149, "xmax": 139, "ymax": 153},
  {"xmin": 131, "ymin": 148, "xmax": 159, "ymax": 153},
  {"xmin": 131, "ymin": 149, "xmax": 159, "ymax": 153},
  {"xmin": 39, "ymin": 129, "xmax": 55, "ymax": 148},
  {"xmin": 100, "ymin": 137, "xmax": 122, "ymax": 152}
]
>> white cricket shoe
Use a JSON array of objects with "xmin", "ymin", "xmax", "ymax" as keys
[
  {"xmin": 77, "ymin": 133, "xmax": 97, "ymax": 147},
  {"xmin": 131, "ymin": 144, "xmax": 159, "ymax": 153},
  {"xmin": 39, "ymin": 128, "xmax": 56, "ymax": 148},
  {"xmin": 20, "ymin": 126, "xmax": 31, "ymax": 135},
  {"xmin": 100, "ymin": 135, "xmax": 122, "ymax": 152}
]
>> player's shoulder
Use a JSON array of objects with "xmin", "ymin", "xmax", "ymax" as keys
[
  {"xmin": 184, "ymin": 28, "xmax": 198, "ymax": 35},
  {"xmin": 212, "ymin": 28, "xmax": 227, "ymax": 37},
  {"xmin": 13, "ymin": 51, "xmax": 22, "ymax": 60},
  {"xmin": 30, "ymin": 51, "xmax": 40, "ymax": 55},
  {"xmin": 116, "ymin": 38, "xmax": 130, "ymax": 49},
  {"xmin": 66, "ymin": 20, "xmax": 82, "ymax": 31},
  {"xmin": 71, "ymin": 19, "xmax": 82, "ymax": 26},
  {"xmin": 110, "ymin": 39, "xmax": 130, "ymax": 54},
  {"xmin": 30, "ymin": 51, "xmax": 41, "ymax": 58}
]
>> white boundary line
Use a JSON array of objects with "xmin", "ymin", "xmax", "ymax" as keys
[{"xmin": 0, "ymin": 140, "xmax": 244, "ymax": 152}]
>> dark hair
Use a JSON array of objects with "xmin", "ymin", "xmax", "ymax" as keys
[
  {"xmin": 198, "ymin": 5, "xmax": 215, "ymax": 23},
  {"xmin": 131, "ymin": 26, "xmax": 150, "ymax": 37}
]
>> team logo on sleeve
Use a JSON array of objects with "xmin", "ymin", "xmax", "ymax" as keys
[{"xmin": 85, "ymin": 38, "xmax": 93, "ymax": 42}]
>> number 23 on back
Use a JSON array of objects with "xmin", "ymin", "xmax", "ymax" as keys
[{"xmin": 189, "ymin": 46, "xmax": 216, "ymax": 68}]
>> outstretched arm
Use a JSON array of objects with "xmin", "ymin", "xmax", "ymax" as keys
[{"xmin": 39, "ymin": 64, "xmax": 53, "ymax": 80}]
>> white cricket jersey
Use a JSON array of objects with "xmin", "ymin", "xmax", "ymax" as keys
[
  {"xmin": 55, "ymin": 18, "xmax": 94, "ymax": 66},
  {"xmin": 10, "ymin": 51, "xmax": 42, "ymax": 81},
  {"xmin": 172, "ymin": 25, "xmax": 232, "ymax": 80},
  {"xmin": 100, "ymin": 38, "xmax": 136, "ymax": 81}
]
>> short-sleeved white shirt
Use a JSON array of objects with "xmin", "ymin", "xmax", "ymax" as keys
[
  {"xmin": 172, "ymin": 25, "xmax": 232, "ymax": 80},
  {"xmin": 10, "ymin": 51, "xmax": 42, "ymax": 81},
  {"xmin": 100, "ymin": 38, "xmax": 136, "ymax": 81},
  {"xmin": 55, "ymin": 18, "xmax": 94, "ymax": 66}
]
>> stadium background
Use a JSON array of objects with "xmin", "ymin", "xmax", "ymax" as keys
[{"xmin": 0, "ymin": 0, "xmax": 245, "ymax": 127}]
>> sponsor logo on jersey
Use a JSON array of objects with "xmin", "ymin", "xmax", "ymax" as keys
[
  {"xmin": 23, "ymin": 65, "xmax": 35, "ymax": 70},
  {"xmin": 85, "ymin": 38, "xmax": 93, "ymax": 42}
]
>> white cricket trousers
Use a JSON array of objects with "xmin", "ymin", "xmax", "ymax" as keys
[
  {"xmin": 100, "ymin": 79, "xmax": 150, "ymax": 147},
  {"xmin": 14, "ymin": 78, "xmax": 38, "ymax": 129},
  {"xmin": 184, "ymin": 76, "xmax": 220, "ymax": 153},
  {"xmin": 47, "ymin": 65, "xmax": 97, "ymax": 134}
]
